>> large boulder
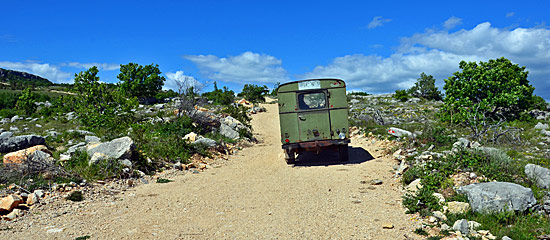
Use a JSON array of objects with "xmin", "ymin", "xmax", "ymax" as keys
[
  {"xmin": 3, "ymin": 145, "xmax": 51, "ymax": 164},
  {"xmin": 458, "ymin": 182, "xmax": 536, "ymax": 213},
  {"xmin": 87, "ymin": 136, "xmax": 135, "ymax": 161},
  {"xmin": 525, "ymin": 164, "xmax": 550, "ymax": 189},
  {"xmin": 220, "ymin": 124, "xmax": 239, "ymax": 139},
  {"xmin": 0, "ymin": 135, "xmax": 46, "ymax": 153}
]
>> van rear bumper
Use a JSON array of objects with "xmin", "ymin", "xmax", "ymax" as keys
[{"xmin": 282, "ymin": 139, "xmax": 350, "ymax": 150}]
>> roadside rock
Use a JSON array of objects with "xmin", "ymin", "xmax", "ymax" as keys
[
  {"xmin": 458, "ymin": 182, "xmax": 536, "ymax": 213},
  {"xmin": 0, "ymin": 134, "xmax": 46, "ymax": 153},
  {"xmin": 26, "ymin": 192, "xmax": 39, "ymax": 205},
  {"xmin": 525, "ymin": 164, "xmax": 550, "ymax": 189},
  {"xmin": 220, "ymin": 124, "xmax": 239, "ymax": 139},
  {"xmin": 4, "ymin": 208, "xmax": 23, "ymax": 221},
  {"xmin": 3, "ymin": 145, "xmax": 50, "ymax": 164},
  {"xmin": 447, "ymin": 201, "xmax": 471, "ymax": 214},
  {"xmin": 87, "ymin": 136, "xmax": 135, "ymax": 161},
  {"xmin": 193, "ymin": 136, "xmax": 217, "ymax": 148},
  {"xmin": 0, "ymin": 194, "xmax": 23, "ymax": 212},
  {"xmin": 387, "ymin": 127, "xmax": 412, "ymax": 138}
]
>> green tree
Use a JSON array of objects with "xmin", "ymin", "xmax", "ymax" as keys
[
  {"xmin": 407, "ymin": 72, "xmax": 442, "ymax": 101},
  {"xmin": 441, "ymin": 57, "xmax": 535, "ymax": 123},
  {"xmin": 74, "ymin": 67, "xmax": 137, "ymax": 132},
  {"xmin": 117, "ymin": 63, "xmax": 166, "ymax": 100},
  {"xmin": 16, "ymin": 87, "xmax": 38, "ymax": 115},
  {"xmin": 238, "ymin": 84, "xmax": 269, "ymax": 103}
]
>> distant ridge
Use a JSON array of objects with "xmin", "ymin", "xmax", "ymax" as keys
[{"xmin": 0, "ymin": 68, "xmax": 53, "ymax": 87}]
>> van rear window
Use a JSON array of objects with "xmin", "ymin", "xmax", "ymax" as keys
[{"xmin": 298, "ymin": 92, "xmax": 326, "ymax": 110}]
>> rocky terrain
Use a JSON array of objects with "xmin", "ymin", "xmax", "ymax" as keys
[{"xmin": 1, "ymin": 93, "xmax": 550, "ymax": 239}]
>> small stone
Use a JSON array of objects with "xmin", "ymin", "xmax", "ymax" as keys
[
  {"xmin": 370, "ymin": 179, "xmax": 383, "ymax": 185},
  {"xmin": 433, "ymin": 211, "xmax": 447, "ymax": 221},
  {"xmin": 428, "ymin": 216, "xmax": 437, "ymax": 223},
  {"xmin": 27, "ymin": 192, "xmax": 39, "ymax": 205},
  {"xmin": 440, "ymin": 223, "xmax": 450, "ymax": 231},
  {"xmin": 4, "ymin": 208, "xmax": 23, "ymax": 221},
  {"xmin": 452, "ymin": 219, "xmax": 469, "ymax": 235},
  {"xmin": 469, "ymin": 172, "xmax": 477, "ymax": 179},
  {"xmin": 382, "ymin": 223, "xmax": 394, "ymax": 229},
  {"xmin": 501, "ymin": 236, "xmax": 512, "ymax": 240}
]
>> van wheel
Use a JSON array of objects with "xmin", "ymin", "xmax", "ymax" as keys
[
  {"xmin": 284, "ymin": 149, "xmax": 296, "ymax": 164},
  {"xmin": 339, "ymin": 144, "xmax": 349, "ymax": 162}
]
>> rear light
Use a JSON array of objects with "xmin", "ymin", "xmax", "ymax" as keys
[{"xmin": 285, "ymin": 139, "xmax": 290, "ymax": 143}]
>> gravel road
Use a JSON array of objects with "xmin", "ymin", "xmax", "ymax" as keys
[{"xmin": 0, "ymin": 103, "xmax": 421, "ymax": 239}]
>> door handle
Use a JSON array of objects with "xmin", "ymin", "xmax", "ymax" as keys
[{"xmin": 298, "ymin": 116, "xmax": 306, "ymax": 121}]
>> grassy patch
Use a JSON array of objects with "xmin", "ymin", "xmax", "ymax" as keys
[
  {"xmin": 63, "ymin": 151, "xmax": 124, "ymax": 181},
  {"xmin": 445, "ymin": 211, "xmax": 550, "ymax": 240},
  {"xmin": 156, "ymin": 178, "xmax": 173, "ymax": 183}
]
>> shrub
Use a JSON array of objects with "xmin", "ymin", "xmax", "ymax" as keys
[
  {"xmin": 15, "ymin": 87, "xmax": 38, "ymax": 115},
  {"xmin": 394, "ymin": 89, "xmax": 409, "ymax": 102},
  {"xmin": 441, "ymin": 57, "xmax": 535, "ymax": 123}
]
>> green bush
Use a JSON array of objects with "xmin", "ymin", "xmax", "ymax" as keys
[
  {"xmin": 394, "ymin": 89, "xmax": 410, "ymax": 102},
  {"xmin": 441, "ymin": 57, "xmax": 535, "ymax": 123}
]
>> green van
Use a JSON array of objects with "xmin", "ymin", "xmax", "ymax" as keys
[{"xmin": 276, "ymin": 79, "xmax": 350, "ymax": 164}]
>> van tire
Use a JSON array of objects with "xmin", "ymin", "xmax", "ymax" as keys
[
  {"xmin": 285, "ymin": 149, "xmax": 296, "ymax": 164},
  {"xmin": 339, "ymin": 144, "xmax": 349, "ymax": 162}
]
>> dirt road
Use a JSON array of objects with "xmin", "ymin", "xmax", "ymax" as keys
[{"xmin": 1, "ymin": 103, "xmax": 421, "ymax": 239}]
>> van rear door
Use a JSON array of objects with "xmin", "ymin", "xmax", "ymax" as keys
[{"xmin": 296, "ymin": 90, "xmax": 331, "ymax": 142}]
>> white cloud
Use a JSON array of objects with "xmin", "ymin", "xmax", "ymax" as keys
[
  {"xmin": 65, "ymin": 62, "xmax": 120, "ymax": 71},
  {"xmin": 303, "ymin": 21, "xmax": 550, "ymax": 96},
  {"xmin": 0, "ymin": 61, "xmax": 73, "ymax": 83},
  {"xmin": 164, "ymin": 71, "xmax": 203, "ymax": 92},
  {"xmin": 367, "ymin": 16, "xmax": 392, "ymax": 29},
  {"xmin": 184, "ymin": 51, "xmax": 289, "ymax": 85},
  {"xmin": 443, "ymin": 16, "xmax": 462, "ymax": 29},
  {"xmin": 506, "ymin": 12, "xmax": 515, "ymax": 18}
]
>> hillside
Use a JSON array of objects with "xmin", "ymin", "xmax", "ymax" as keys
[{"xmin": 0, "ymin": 68, "xmax": 53, "ymax": 88}]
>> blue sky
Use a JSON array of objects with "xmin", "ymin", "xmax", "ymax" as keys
[{"xmin": 1, "ymin": 0, "xmax": 549, "ymax": 98}]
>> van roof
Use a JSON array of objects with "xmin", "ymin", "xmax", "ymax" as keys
[{"xmin": 277, "ymin": 78, "xmax": 345, "ymax": 93}]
